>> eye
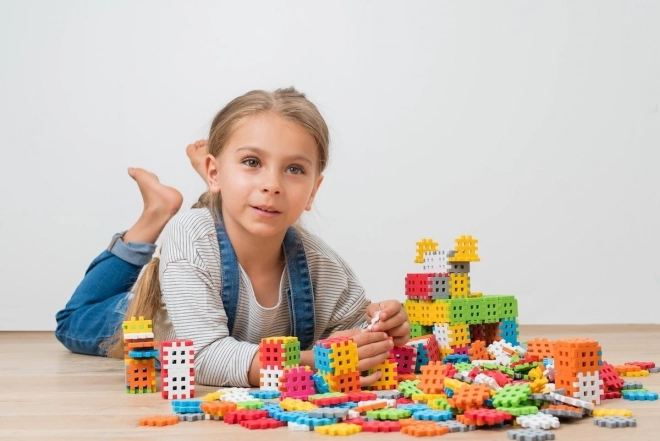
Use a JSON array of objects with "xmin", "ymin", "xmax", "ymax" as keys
[
  {"xmin": 287, "ymin": 165, "xmax": 306, "ymax": 175},
  {"xmin": 242, "ymin": 157, "xmax": 260, "ymax": 168}
]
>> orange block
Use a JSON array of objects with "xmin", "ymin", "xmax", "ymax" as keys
[
  {"xmin": 139, "ymin": 415, "xmax": 178, "ymax": 427},
  {"xmin": 553, "ymin": 338, "xmax": 601, "ymax": 374},
  {"xmin": 419, "ymin": 361, "xmax": 452, "ymax": 394}
]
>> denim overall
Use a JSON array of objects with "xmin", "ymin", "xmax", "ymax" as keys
[
  {"xmin": 55, "ymin": 221, "xmax": 316, "ymax": 355},
  {"xmin": 215, "ymin": 223, "xmax": 316, "ymax": 350}
]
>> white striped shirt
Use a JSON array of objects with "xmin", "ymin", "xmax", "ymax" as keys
[{"xmin": 155, "ymin": 208, "xmax": 371, "ymax": 387}]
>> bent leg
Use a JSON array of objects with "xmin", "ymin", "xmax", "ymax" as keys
[{"xmin": 55, "ymin": 233, "xmax": 156, "ymax": 355}]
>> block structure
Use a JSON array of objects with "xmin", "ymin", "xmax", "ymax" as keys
[
  {"xmin": 161, "ymin": 340, "xmax": 195, "ymax": 399},
  {"xmin": 403, "ymin": 236, "xmax": 520, "ymax": 370},
  {"xmin": 314, "ymin": 337, "xmax": 360, "ymax": 394},
  {"xmin": 259, "ymin": 336, "xmax": 312, "ymax": 399},
  {"xmin": 553, "ymin": 338, "xmax": 604, "ymax": 405},
  {"xmin": 123, "ymin": 316, "xmax": 159, "ymax": 394}
]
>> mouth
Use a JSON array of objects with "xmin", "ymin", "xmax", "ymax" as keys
[{"xmin": 252, "ymin": 205, "xmax": 281, "ymax": 214}]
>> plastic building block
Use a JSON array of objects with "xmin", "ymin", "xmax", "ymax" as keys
[
  {"xmin": 593, "ymin": 416, "xmax": 637, "ymax": 428},
  {"xmin": 361, "ymin": 420, "xmax": 401, "ymax": 432},
  {"xmin": 312, "ymin": 373, "xmax": 330, "ymax": 394},
  {"xmin": 437, "ymin": 420, "xmax": 476, "ymax": 432},
  {"xmin": 622, "ymin": 390, "xmax": 659, "ymax": 400},
  {"xmin": 401, "ymin": 424, "xmax": 450, "ymax": 436},
  {"xmin": 516, "ymin": 413, "xmax": 560, "ymax": 430},
  {"xmin": 507, "ymin": 428, "xmax": 555, "ymax": 441},
  {"xmin": 288, "ymin": 421, "xmax": 311, "ymax": 431},
  {"xmin": 161, "ymin": 340, "xmax": 195, "ymax": 400},
  {"xmin": 366, "ymin": 408, "xmax": 412, "ymax": 420},
  {"xmin": 200, "ymin": 401, "xmax": 237, "ymax": 418},
  {"xmin": 540, "ymin": 406, "xmax": 583, "ymax": 419},
  {"xmin": 138, "ymin": 415, "xmax": 179, "ymax": 427},
  {"xmin": 622, "ymin": 380, "xmax": 644, "ymax": 390},
  {"xmin": 412, "ymin": 409, "xmax": 453, "ymax": 421},
  {"xmin": 239, "ymin": 417, "xmax": 287, "ymax": 429},
  {"xmin": 593, "ymin": 408, "xmax": 633, "ymax": 417},
  {"xmin": 314, "ymin": 422, "xmax": 362, "ymax": 435},
  {"xmin": 123, "ymin": 316, "xmax": 154, "ymax": 339},
  {"xmin": 171, "ymin": 399, "xmax": 202, "ymax": 414},
  {"xmin": 223, "ymin": 409, "xmax": 269, "ymax": 424},
  {"xmin": 249, "ymin": 390, "xmax": 280, "ymax": 400},
  {"xmin": 308, "ymin": 407, "xmax": 350, "ymax": 420},
  {"xmin": 279, "ymin": 365, "xmax": 315, "ymax": 400},
  {"xmin": 178, "ymin": 413, "xmax": 205, "ymax": 422}
]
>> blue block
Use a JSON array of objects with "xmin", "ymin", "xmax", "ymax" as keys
[
  {"xmin": 249, "ymin": 390, "xmax": 281, "ymax": 400},
  {"xmin": 129, "ymin": 349, "xmax": 159, "ymax": 359},
  {"xmin": 312, "ymin": 373, "xmax": 330, "ymax": 394},
  {"xmin": 396, "ymin": 403, "xmax": 430, "ymax": 414},
  {"xmin": 413, "ymin": 410, "xmax": 453, "ymax": 421},
  {"xmin": 172, "ymin": 399, "xmax": 202, "ymax": 414}
]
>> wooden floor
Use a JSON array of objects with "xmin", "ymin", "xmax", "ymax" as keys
[{"xmin": 1, "ymin": 325, "xmax": 659, "ymax": 441}]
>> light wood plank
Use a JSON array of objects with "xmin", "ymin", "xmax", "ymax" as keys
[{"xmin": 1, "ymin": 326, "xmax": 659, "ymax": 440}]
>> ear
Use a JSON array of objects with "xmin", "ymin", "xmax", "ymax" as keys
[
  {"xmin": 205, "ymin": 154, "xmax": 222, "ymax": 193},
  {"xmin": 305, "ymin": 174, "xmax": 324, "ymax": 211}
]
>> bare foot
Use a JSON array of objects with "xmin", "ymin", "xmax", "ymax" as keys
[
  {"xmin": 122, "ymin": 168, "xmax": 184, "ymax": 244},
  {"xmin": 186, "ymin": 139, "xmax": 208, "ymax": 182}
]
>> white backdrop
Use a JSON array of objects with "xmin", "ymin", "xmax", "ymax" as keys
[{"xmin": 1, "ymin": 1, "xmax": 658, "ymax": 330}]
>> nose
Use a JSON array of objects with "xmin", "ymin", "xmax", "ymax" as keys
[{"xmin": 260, "ymin": 169, "xmax": 281, "ymax": 195}]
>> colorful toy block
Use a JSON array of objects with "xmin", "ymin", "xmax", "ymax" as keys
[{"xmin": 160, "ymin": 340, "xmax": 195, "ymax": 399}]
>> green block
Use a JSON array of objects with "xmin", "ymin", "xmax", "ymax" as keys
[
  {"xmin": 236, "ymin": 401, "xmax": 263, "ymax": 409},
  {"xmin": 482, "ymin": 296, "xmax": 500, "ymax": 323},
  {"xmin": 498, "ymin": 295, "xmax": 519, "ymax": 320},
  {"xmin": 448, "ymin": 298, "xmax": 469, "ymax": 324},
  {"xmin": 496, "ymin": 406, "xmax": 538, "ymax": 416},
  {"xmin": 283, "ymin": 340, "xmax": 301, "ymax": 367},
  {"xmin": 410, "ymin": 322, "xmax": 432, "ymax": 338},
  {"xmin": 466, "ymin": 297, "xmax": 484, "ymax": 324}
]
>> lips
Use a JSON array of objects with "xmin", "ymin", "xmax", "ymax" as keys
[{"xmin": 253, "ymin": 205, "xmax": 281, "ymax": 214}]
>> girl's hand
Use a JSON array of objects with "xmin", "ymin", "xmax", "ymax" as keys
[
  {"xmin": 329, "ymin": 329, "xmax": 393, "ymax": 388},
  {"xmin": 365, "ymin": 300, "xmax": 410, "ymax": 346}
]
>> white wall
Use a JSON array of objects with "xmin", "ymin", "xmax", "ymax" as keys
[{"xmin": 1, "ymin": 1, "xmax": 658, "ymax": 330}]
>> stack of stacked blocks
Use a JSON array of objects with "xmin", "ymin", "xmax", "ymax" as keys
[
  {"xmin": 135, "ymin": 235, "xmax": 658, "ymax": 437},
  {"xmin": 122, "ymin": 316, "xmax": 159, "ymax": 394}
]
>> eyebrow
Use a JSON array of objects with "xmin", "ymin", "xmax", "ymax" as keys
[{"xmin": 235, "ymin": 146, "xmax": 314, "ymax": 166}]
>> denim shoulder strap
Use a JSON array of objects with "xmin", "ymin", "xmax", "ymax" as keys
[
  {"xmin": 215, "ymin": 222, "xmax": 316, "ymax": 349},
  {"xmin": 282, "ymin": 227, "xmax": 315, "ymax": 350},
  {"xmin": 215, "ymin": 223, "xmax": 240, "ymax": 334}
]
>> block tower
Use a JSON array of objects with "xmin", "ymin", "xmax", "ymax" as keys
[
  {"xmin": 122, "ymin": 316, "xmax": 159, "ymax": 394},
  {"xmin": 160, "ymin": 340, "xmax": 195, "ymax": 399},
  {"xmin": 259, "ymin": 336, "xmax": 314, "ymax": 399},
  {"xmin": 313, "ymin": 337, "xmax": 361, "ymax": 394},
  {"xmin": 553, "ymin": 338, "xmax": 604, "ymax": 405},
  {"xmin": 403, "ymin": 236, "xmax": 520, "ymax": 367}
]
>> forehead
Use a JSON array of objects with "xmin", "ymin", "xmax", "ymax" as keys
[{"xmin": 227, "ymin": 113, "xmax": 318, "ymax": 159}]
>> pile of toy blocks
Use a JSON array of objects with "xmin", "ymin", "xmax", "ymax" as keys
[
  {"xmin": 136, "ymin": 235, "xmax": 658, "ymax": 436},
  {"xmin": 123, "ymin": 316, "xmax": 159, "ymax": 394}
]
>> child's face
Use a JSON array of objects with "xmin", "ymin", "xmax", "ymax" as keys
[{"xmin": 208, "ymin": 112, "xmax": 323, "ymax": 240}]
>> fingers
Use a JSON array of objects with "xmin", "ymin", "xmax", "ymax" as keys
[
  {"xmin": 351, "ymin": 332, "xmax": 393, "ymax": 372},
  {"xmin": 360, "ymin": 370, "xmax": 383, "ymax": 388},
  {"xmin": 369, "ymin": 301, "xmax": 409, "ymax": 335}
]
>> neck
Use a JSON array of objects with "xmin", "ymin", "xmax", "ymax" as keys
[{"xmin": 221, "ymin": 212, "xmax": 286, "ymax": 273}]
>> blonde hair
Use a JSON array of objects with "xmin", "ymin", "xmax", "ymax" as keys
[{"xmin": 103, "ymin": 87, "xmax": 330, "ymax": 358}]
